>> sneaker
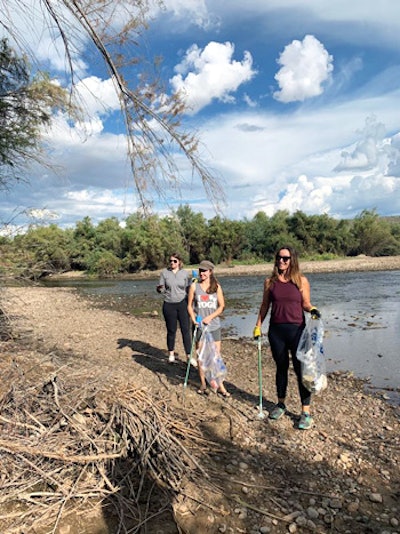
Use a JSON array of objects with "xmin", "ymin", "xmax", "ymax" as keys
[
  {"xmin": 269, "ymin": 404, "xmax": 286, "ymax": 420},
  {"xmin": 168, "ymin": 353, "xmax": 175, "ymax": 363},
  {"xmin": 187, "ymin": 355, "xmax": 198, "ymax": 368},
  {"xmin": 298, "ymin": 412, "xmax": 313, "ymax": 430}
]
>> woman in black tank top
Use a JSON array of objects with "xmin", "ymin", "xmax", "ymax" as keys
[{"xmin": 254, "ymin": 246, "xmax": 321, "ymax": 430}]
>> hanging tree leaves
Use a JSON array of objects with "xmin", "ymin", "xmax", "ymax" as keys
[
  {"xmin": 0, "ymin": 37, "xmax": 70, "ymax": 187},
  {"xmin": 0, "ymin": 0, "xmax": 223, "ymax": 211}
]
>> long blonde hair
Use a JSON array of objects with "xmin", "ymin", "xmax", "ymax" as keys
[{"xmin": 268, "ymin": 246, "xmax": 303, "ymax": 289}]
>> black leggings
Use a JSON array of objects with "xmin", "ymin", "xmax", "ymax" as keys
[
  {"xmin": 162, "ymin": 300, "xmax": 192, "ymax": 355},
  {"xmin": 268, "ymin": 323, "xmax": 311, "ymax": 406}
]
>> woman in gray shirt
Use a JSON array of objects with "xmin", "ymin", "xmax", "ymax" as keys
[{"xmin": 157, "ymin": 252, "xmax": 193, "ymax": 364}]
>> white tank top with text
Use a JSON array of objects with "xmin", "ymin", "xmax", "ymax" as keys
[{"xmin": 194, "ymin": 283, "xmax": 220, "ymax": 332}]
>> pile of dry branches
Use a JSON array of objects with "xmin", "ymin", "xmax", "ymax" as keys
[
  {"xmin": 0, "ymin": 307, "xmax": 12, "ymax": 342},
  {"xmin": 0, "ymin": 364, "xmax": 208, "ymax": 533}
]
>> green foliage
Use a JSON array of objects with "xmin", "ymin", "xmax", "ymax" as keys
[
  {"xmin": 350, "ymin": 209, "xmax": 400, "ymax": 256},
  {"xmin": 0, "ymin": 38, "xmax": 70, "ymax": 185},
  {"xmin": 11, "ymin": 224, "xmax": 72, "ymax": 278},
  {"xmin": 244, "ymin": 210, "xmax": 302, "ymax": 260},
  {"xmin": 86, "ymin": 250, "xmax": 122, "ymax": 276},
  {"xmin": 175, "ymin": 205, "xmax": 208, "ymax": 264},
  {"xmin": 122, "ymin": 212, "xmax": 185, "ymax": 270},
  {"xmin": 206, "ymin": 216, "xmax": 247, "ymax": 264},
  {"xmin": 288, "ymin": 211, "xmax": 353, "ymax": 256},
  {"xmin": 1, "ymin": 208, "xmax": 399, "ymax": 278}
]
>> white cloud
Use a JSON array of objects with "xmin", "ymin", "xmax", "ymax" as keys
[
  {"xmin": 157, "ymin": 0, "xmax": 213, "ymax": 30},
  {"xmin": 74, "ymin": 76, "xmax": 120, "ymax": 117},
  {"xmin": 243, "ymin": 93, "xmax": 258, "ymax": 108},
  {"xmin": 388, "ymin": 133, "xmax": 400, "ymax": 177},
  {"xmin": 197, "ymin": 92, "xmax": 400, "ymax": 220},
  {"xmin": 26, "ymin": 208, "xmax": 60, "ymax": 221},
  {"xmin": 254, "ymin": 175, "xmax": 333, "ymax": 217},
  {"xmin": 334, "ymin": 116, "xmax": 388, "ymax": 172},
  {"xmin": 253, "ymin": 170, "xmax": 400, "ymax": 219},
  {"xmin": 170, "ymin": 41, "xmax": 256, "ymax": 114},
  {"xmin": 65, "ymin": 189, "xmax": 127, "ymax": 209},
  {"xmin": 273, "ymin": 35, "xmax": 334, "ymax": 103}
]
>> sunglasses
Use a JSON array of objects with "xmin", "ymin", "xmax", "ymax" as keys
[
  {"xmin": 169, "ymin": 259, "xmax": 179, "ymax": 263},
  {"xmin": 277, "ymin": 256, "xmax": 291, "ymax": 262},
  {"xmin": 199, "ymin": 268, "xmax": 209, "ymax": 273}
]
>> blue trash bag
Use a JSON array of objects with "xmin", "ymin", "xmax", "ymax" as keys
[
  {"xmin": 197, "ymin": 327, "xmax": 227, "ymax": 390},
  {"xmin": 296, "ymin": 317, "xmax": 327, "ymax": 394}
]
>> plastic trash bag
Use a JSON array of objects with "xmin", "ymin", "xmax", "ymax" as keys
[
  {"xmin": 197, "ymin": 327, "xmax": 227, "ymax": 390},
  {"xmin": 296, "ymin": 317, "xmax": 327, "ymax": 394}
]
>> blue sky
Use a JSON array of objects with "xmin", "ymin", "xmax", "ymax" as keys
[{"xmin": 1, "ymin": 0, "xmax": 400, "ymax": 230}]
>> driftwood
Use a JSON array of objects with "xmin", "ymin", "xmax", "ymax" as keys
[{"xmin": 0, "ymin": 363, "xmax": 209, "ymax": 533}]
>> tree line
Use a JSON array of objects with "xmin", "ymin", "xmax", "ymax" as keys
[{"xmin": 1, "ymin": 207, "xmax": 399, "ymax": 279}]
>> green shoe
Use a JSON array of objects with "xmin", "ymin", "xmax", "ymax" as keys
[
  {"xmin": 269, "ymin": 404, "xmax": 286, "ymax": 420},
  {"xmin": 298, "ymin": 412, "xmax": 313, "ymax": 430}
]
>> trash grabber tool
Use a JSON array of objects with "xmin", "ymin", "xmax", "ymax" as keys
[
  {"xmin": 183, "ymin": 316, "xmax": 201, "ymax": 393},
  {"xmin": 257, "ymin": 335, "xmax": 265, "ymax": 419}
]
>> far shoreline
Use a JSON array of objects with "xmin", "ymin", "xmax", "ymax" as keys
[{"xmin": 51, "ymin": 254, "xmax": 400, "ymax": 280}]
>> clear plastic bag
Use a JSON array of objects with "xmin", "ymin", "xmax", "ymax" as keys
[
  {"xmin": 197, "ymin": 328, "xmax": 227, "ymax": 390},
  {"xmin": 296, "ymin": 317, "xmax": 327, "ymax": 394}
]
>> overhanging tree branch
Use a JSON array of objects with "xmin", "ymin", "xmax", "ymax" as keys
[{"xmin": 1, "ymin": 0, "xmax": 224, "ymax": 212}]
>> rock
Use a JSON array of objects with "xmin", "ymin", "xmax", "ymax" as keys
[
  {"xmin": 339, "ymin": 452, "xmax": 351, "ymax": 463},
  {"xmin": 295, "ymin": 515, "xmax": 308, "ymax": 527},
  {"xmin": 306, "ymin": 506, "xmax": 319, "ymax": 519},
  {"xmin": 347, "ymin": 501, "xmax": 360, "ymax": 513},
  {"xmin": 282, "ymin": 511, "xmax": 302, "ymax": 522},
  {"xmin": 329, "ymin": 498, "xmax": 343, "ymax": 509},
  {"xmin": 323, "ymin": 514, "xmax": 334, "ymax": 524},
  {"xmin": 368, "ymin": 493, "xmax": 383, "ymax": 503}
]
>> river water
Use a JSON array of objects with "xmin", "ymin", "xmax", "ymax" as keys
[{"xmin": 44, "ymin": 270, "xmax": 400, "ymax": 403}]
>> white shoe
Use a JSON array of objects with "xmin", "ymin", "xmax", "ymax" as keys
[
  {"xmin": 168, "ymin": 353, "xmax": 175, "ymax": 363},
  {"xmin": 187, "ymin": 356, "xmax": 198, "ymax": 368}
]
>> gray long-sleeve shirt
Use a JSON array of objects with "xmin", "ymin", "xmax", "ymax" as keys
[{"xmin": 158, "ymin": 268, "xmax": 190, "ymax": 303}]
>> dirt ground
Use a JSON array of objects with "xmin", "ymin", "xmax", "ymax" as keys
[{"xmin": 1, "ymin": 255, "xmax": 399, "ymax": 534}]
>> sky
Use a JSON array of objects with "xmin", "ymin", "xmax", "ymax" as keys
[{"xmin": 1, "ymin": 0, "xmax": 400, "ymax": 230}]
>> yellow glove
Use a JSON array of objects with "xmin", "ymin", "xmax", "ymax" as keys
[
  {"xmin": 253, "ymin": 326, "xmax": 262, "ymax": 339},
  {"xmin": 310, "ymin": 307, "xmax": 321, "ymax": 319}
]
